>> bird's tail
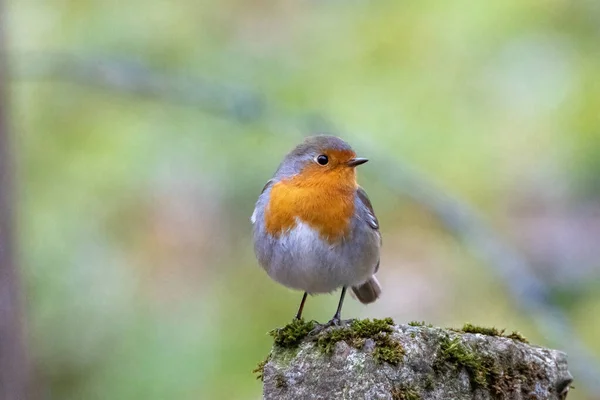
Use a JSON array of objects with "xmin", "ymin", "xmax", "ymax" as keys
[{"xmin": 351, "ymin": 276, "xmax": 381, "ymax": 304}]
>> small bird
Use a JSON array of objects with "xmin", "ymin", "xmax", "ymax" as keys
[{"xmin": 251, "ymin": 135, "xmax": 381, "ymax": 324}]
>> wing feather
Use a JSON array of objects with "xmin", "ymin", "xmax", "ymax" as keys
[
  {"xmin": 356, "ymin": 186, "xmax": 382, "ymax": 272},
  {"xmin": 356, "ymin": 186, "xmax": 379, "ymax": 231},
  {"xmin": 251, "ymin": 179, "xmax": 274, "ymax": 224}
]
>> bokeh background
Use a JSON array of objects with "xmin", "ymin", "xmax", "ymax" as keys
[{"xmin": 3, "ymin": 0, "xmax": 600, "ymax": 399}]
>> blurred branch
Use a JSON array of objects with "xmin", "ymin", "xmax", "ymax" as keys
[
  {"xmin": 9, "ymin": 52, "xmax": 600, "ymax": 393},
  {"xmin": 0, "ymin": 14, "xmax": 31, "ymax": 400},
  {"xmin": 11, "ymin": 53, "xmax": 266, "ymax": 122}
]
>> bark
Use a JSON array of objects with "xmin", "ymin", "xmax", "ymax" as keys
[
  {"xmin": 261, "ymin": 320, "xmax": 572, "ymax": 400},
  {"xmin": 0, "ymin": 4, "xmax": 31, "ymax": 398}
]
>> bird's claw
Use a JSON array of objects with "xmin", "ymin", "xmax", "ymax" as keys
[
  {"xmin": 308, "ymin": 326, "xmax": 323, "ymax": 337},
  {"xmin": 307, "ymin": 318, "xmax": 341, "ymax": 337}
]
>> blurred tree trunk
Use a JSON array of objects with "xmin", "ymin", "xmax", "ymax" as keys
[{"xmin": 0, "ymin": 1, "xmax": 31, "ymax": 398}]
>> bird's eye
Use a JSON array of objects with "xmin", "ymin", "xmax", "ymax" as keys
[{"xmin": 316, "ymin": 154, "xmax": 329, "ymax": 165}]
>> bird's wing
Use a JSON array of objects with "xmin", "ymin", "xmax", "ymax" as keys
[
  {"xmin": 357, "ymin": 186, "xmax": 381, "ymax": 273},
  {"xmin": 259, "ymin": 179, "xmax": 275, "ymax": 195},
  {"xmin": 251, "ymin": 179, "xmax": 275, "ymax": 224},
  {"xmin": 356, "ymin": 186, "xmax": 380, "ymax": 231}
]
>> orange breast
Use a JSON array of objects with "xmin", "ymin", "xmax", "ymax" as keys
[{"xmin": 264, "ymin": 165, "xmax": 357, "ymax": 243}]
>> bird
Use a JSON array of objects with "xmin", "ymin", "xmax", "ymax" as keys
[{"xmin": 251, "ymin": 135, "xmax": 381, "ymax": 324}]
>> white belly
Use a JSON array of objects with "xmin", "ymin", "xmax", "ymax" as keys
[{"xmin": 264, "ymin": 220, "xmax": 379, "ymax": 293}]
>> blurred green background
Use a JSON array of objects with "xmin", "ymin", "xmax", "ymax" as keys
[{"xmin": 4, "ymin": 0, "xmax": 600, "ymax": 399}]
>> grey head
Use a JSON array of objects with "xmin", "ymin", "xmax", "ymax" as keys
[{"xmin": 273, "ymin": 135, "xmax": 367, "ymax": 180}]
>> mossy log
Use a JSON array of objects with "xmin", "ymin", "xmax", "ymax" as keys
[{"xmin": 259, "ymin": 319, "xmax": 572, "ymax": 400}]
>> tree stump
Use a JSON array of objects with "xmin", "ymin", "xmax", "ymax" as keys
[{"xmin": 257, "ymin": 319, "xmax": 572, "ymax": 400}]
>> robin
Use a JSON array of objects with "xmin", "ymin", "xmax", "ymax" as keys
[{"xmin": 251, "ymin": 135, "xmax": 381, "ymax": 324}]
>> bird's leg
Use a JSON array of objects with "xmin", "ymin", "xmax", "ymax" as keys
[
  {"xmin": 307, "ymin": 287, "xmax": 348, "ymax": 336},
  {"xmin": 326, "ymin": 286, "xmax": 347, "ymax": 326},
  {"xmin": 295, "ymin": 292, "xmax": 308, "ymax": 320}
]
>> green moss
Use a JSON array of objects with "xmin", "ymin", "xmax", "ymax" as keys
[
  {"xmin": 453, "ymin": 323, "xmax": 529, "ymax": 344},
  {"xmin": 372, "ymin": 333, "xmax": 405, "ymax": 365},
  {"xmin": 252, "ymin": 355, "xmax": 270, "ymax": 381},
  {"xmin": 317, "ymin": 326, "xmax": 356, "ymax": 354},
  {"xmin": 435, "ymin": 333, "xmax": 545, "ymax": 397},
  {"xmin": 391, "ymin": 384, "xmax": 421, "ymax": 400},
  {"xmin": 316, "ymin": 318, "xmax": 404, "ymax": 365},
  {"xmin": 436, "ymin": 335, "xmax": 489, "ymax": 387},
  {"xmin": 373, "ymin": 344, "xmax": 403, "ymax": 365},
  {"xmin": 506, "ymin": 331, "xmax": 529, "ymax": 343},
  {"xmin": 266, "ymin": 318, "xmax": 403, "ymax": 366},
  {"xmin": 269, "ymin": 319, "xmax": 315, "ymax": 348},
  {"xmin": 351, "ymin": 317, "xmax": 395, "ymax": 335},
  {"xmin": 460, "ymin": 323, "xmax": 504, "ymax": 336},
  {"xmin": 408, "ymin": 321, "xmax": 433, "ymax": 328}
]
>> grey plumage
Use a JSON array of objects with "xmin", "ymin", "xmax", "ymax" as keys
[{"xmin": 351, "ymin": 276, "xmax": 382, "ymax": 304}]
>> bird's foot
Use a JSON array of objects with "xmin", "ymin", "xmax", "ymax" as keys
[
  {"xmin": 308, "ymin": 324, "xmax": 325, "ymax": 337},
  {"xmin": 324, "ymin": 316, "xmax": 341, "ymax": 327},
  {"xmin": 307, "ymin": 316, "xmax": 342, "ymax": 337}
]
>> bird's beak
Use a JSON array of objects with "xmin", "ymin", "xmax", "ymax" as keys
[{"xmin": 347, "ymin": 157, "xmax": 369, "ymax": 167}]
